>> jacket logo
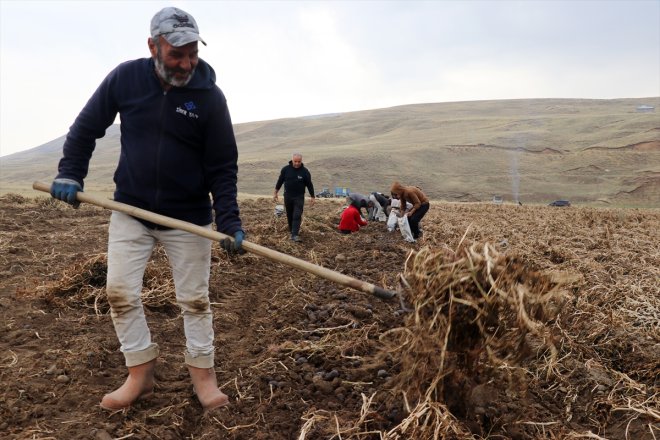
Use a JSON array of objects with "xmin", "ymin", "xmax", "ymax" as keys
[{"xmin": 176, "ymin": 102, "xmax": 199, "ymax": 119}]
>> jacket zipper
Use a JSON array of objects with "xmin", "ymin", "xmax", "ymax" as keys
[{"xmin": 155, "ymin": 89, "xmax": 168, "ymax": 211}]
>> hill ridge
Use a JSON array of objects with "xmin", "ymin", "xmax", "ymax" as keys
[{"xmin": 2, "ymin": 98, "xmax": 659, "ymax": 207}]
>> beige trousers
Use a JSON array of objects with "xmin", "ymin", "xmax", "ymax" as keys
[{"xmin": 106, "ymin": 212, "xmax": 215, "ymax": 368}]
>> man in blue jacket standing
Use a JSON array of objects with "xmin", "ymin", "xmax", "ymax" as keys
[
  {"xmin": 273, "ymin": 153, "xmax": 315, "ymax": 242},
  {"xmin": 50, "ymin": 7, "xmax": 243, "ymax": 412}
]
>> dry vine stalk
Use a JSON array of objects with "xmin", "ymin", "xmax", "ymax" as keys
[
  {"xmin": 385, "ymin": 400, "xmax": 472, "ymax": 440},
  {"xmin": 38, "ymin": 250, "xmax": 178, "ymax": 313},
  {"xmin": 382, "ymin": 242, "xmax": 568, "ymax": 414}
]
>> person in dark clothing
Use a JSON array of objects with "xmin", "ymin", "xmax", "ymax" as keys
[
  {"xmin": 368, "ymin": 191, "xmax": 389, "ymax": 221},
  {"xmin": 49, "ymin": 7, "xmax": 241, "ymax": 412},
  {"xmin": 347, "ymin": 192, "xmax": 370, "ymax": 218},
  {"xmin": 273, "ymin": 153, "xmax": 315, "ymax": 241}
]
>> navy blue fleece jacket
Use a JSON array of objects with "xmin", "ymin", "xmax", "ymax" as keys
[
  {"xmin": 275, "ymin": 161, "xmax": 315, "ymax": 198},
  {"xmin": 56, "ymin": 57, "xmax": 242, "ymax": 235}
]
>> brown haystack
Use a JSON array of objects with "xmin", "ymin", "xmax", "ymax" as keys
[
  {"xmin": 387, "ymin": 243, "xmax": 565, "ymax": 396},
  {"xmin": 373, "ymin": 243, "xmax": 566, "ymax": 438}
]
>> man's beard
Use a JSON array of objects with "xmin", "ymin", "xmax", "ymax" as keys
[{"xmin": 154, "ymin": 53, "xmax": 195, "ymax": 88}]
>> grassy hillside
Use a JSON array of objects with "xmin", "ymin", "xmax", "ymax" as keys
[{"xmin": 2, "ymin": 98, "xmax": 659, "ymax": 207}]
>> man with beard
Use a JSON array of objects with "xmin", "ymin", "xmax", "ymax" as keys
[{"xmin": 49, "ymin": 7, "xmax": 243, "ymax": 412}]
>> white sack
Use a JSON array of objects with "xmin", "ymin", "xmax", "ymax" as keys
[
  {"xmin": 397, "ymin": 215, "xmax": 415, "ymax": 242},
  {"xmin": 387, "ymin": 212, "xmax": 398, "ymax": 232}
]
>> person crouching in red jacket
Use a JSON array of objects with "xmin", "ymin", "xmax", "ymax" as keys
[{"xmin": 338, "ymin": 201, "xmax": 368, "ymax": 234}]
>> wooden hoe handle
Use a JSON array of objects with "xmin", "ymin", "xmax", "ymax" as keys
[{"xmin": 33, "ymin": 181, "xmax": 397, "ymax": 300}]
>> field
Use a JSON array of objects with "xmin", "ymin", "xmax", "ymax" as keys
[{"xmin": 0, "ymin": 194, "xmax": 658, "ymax": 439}]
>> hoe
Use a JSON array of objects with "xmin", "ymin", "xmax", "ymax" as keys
[{"xmin": 34, "ymin": 181, "xmax": 397, "ymax": 300}]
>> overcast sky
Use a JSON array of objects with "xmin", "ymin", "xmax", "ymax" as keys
[{"xmin": 1, "ymin": 0, "xmax": 659, "ymax": 157}]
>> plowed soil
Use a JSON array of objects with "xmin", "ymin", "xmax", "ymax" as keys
[{"xmin": 1, "ymin": 194, "xmax": 658, "ymax": 439}]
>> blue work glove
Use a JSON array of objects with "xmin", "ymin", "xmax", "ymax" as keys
[
  {"xmin": 221, "ymin": 230, "xmax": 245, "ymax": 254},
  {"xmin": 51, "ymin": 178, "xmax": 83, "ymax": 208}
]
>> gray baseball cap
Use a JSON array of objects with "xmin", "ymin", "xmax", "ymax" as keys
[{"xmin": 150, "ymin": 7, "xmax": 206, "ymax": 47}]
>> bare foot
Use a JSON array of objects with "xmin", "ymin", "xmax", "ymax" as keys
[{"xmin": 100, "ymin": 360, "xmax": 155, "ymax": 410}]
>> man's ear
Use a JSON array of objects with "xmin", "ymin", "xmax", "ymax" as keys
[{"xmin": 148, "ymin": 37, "xmax": 157, "ymax": 58}]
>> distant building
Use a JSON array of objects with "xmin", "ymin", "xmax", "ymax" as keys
[
  {"xmin": 636, "ymin": 105, "xmax": 655, "ymax": 113},
  {"xmin": 492, "ymin": 195, "xmax": 503, "ymax": 205}
]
